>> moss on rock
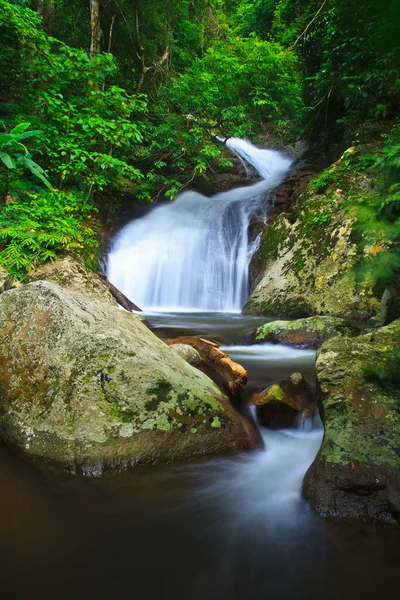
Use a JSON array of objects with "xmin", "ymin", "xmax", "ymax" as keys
[
  {"xmin": 244, "ymin": 145, "xmax": 384, "ymax": 320},
  {"xmin": 0, "ymin": 282, "xmax": 254, "ymax": 473},
  {"xmin": 254, "ymin": 316, "xmax": 356, "ymax": 348},
  {"xmin": 303, "ymin": 319, "xmax": 400, "ymax": 524}
]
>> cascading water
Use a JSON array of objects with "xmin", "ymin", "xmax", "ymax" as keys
[{"xmin": 107, "ymin": 138, "xmax": 292, "ymax": 312}]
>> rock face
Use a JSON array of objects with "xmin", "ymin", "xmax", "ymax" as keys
[
  {"xmin": 254, "ymin": 316, "xmax": 356, "ymax": 349},
  {"xmin": 27, "ymin": 255, "xmax": 141, "ymax": 311},
  {"xmin": 243, "ymin": 147, "xmax": 382, "ymax": 320},
  {"xmin": 0, "ymin": 267, "xmax": 17, "ymax": 293},
  {"xmin": 303, "ymin": 320, "xmax": 400, "ymax": 524},
  {"xmin": 167, "ymin": 336, "xmax": 248, "ymax": 396},
  {"xmin": 0, "ymin": 282, "xmax": 254, "ymax": 473},
  {"xmin": 27, "ymin": 255, "xmax": 116, "ymax": 305},
  {"xmin": 251, "ymin": 372, "xmax": 316, "ymax": 428}
]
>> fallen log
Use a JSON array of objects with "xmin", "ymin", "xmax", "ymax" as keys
[{"xmin": 167, "ymin": 336, "xmax": 247, "ymax": 396}]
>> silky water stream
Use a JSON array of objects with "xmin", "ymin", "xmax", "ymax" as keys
[{"xmin": 1, "ymin": 140, "xmax": 400, "ymax": 599}]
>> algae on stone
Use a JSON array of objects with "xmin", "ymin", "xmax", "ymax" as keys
[
  {"xmin": 254, "ymin": 315, "xmax": 355, "ymax": 348},
  {"xmin": 244, "ymin": 146, "xmax": 383, "ymax": 320},
  {"xmin": 303, "ymin": 319, "xmax": 400, "ymax": 524},
  {"xmin": 0, "ymin": 281, "xmax": 253, "ymax": 473}
]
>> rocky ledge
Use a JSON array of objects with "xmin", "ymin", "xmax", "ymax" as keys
[
  {"xmin": 303, "ymin": 319, "xmax": 400, "ymax": 524},
  {"xmin": 253, "ymin": 316, "xmax": 356, "ymax": 349}
]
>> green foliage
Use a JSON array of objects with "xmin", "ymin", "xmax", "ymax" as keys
[
  {"xmin": 352, "ymin": 124, "xmax": 400, "ymax": 288},
  {"xmin": 0, "ymin": 122, "xmax": 52, "ymax": 192},
  {"xmin": 0, "ymin": 189, "xmax": 99, "ymax": 279},
  {"xmin": 25, "ymin": 43, "xmax": 147, "ymax": 196},
  {"xmin": 163, "ymin": 37, "xmax": 304, "ymax": 138},
  {"xmin": 363, "ymin": 327, "xmax": 400, "ymax": 388}
]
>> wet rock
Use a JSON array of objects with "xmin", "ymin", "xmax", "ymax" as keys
[
  {"xmin": 250, "ymin": 372, "xmax": 316, "ymax": 429},
  {"xmin": 0, "ymin": 282, "xmax": 254, "ymax": 473},
  {"xmin": 254, "ymin": 316, "xmax": 356, "ymax": 349},
  {"xmin": 244, "ymin": 146, "xmax": 383, "ymax": 320},
  {"xmin": 302, "ymin": 319, "xmax": 400, "ymax": 524},
  {"xmin": 167, "ymin": 336, "xmax": 247, "ymax": 396},
  {"xmin": 380, "ymin": 285, "xmax": 400, "ymax": 326}
]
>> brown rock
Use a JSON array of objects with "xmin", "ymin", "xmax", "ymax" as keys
[
  {"xmin": 0, "ymin": 267, "xmax": 17, "ymax": 294},
  {"xmin": 167, "ymin": 336, "xmax": 247, "ymax": 396},
  {"xmin": 250, "ymin": 372, "xmax": 316, "ymax": 429}
]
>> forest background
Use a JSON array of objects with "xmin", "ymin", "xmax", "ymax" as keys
[{"xmin": 0, "ymin": 0, "xmax": 399, "ymax": 283}]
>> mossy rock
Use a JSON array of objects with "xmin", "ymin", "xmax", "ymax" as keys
[
  {"xmin": 254, "ymin": 316, "xmax": 356, "ymax": 349},
  {"xmin": 244, "ymin": 145, "xmax": 384, "ymax": 320},
  {"xmin": 303, "ymin": 319, "xmax": 400, "ymax": 524},
  {"xmin": 0, "ymin": 282, "xmax": 254, "ymax": 474},
  {"xmin": 251, "ymin": 372, "xmax": 316, "ymax": 428}
]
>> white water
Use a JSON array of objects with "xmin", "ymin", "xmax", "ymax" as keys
[
  {"xmin": 107, "ymin": 138, "xmax": 291, "ymax": 312},
  {"xmin": 107, "ymin": 138, "xmax": 322, "ymax": 534}
]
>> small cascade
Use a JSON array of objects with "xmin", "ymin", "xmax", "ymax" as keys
[{"xmin": 107, "ymin": 138, "xmax": 291, "ymax": 312}]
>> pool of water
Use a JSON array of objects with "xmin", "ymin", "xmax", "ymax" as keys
[{"xmin": 1, "ymin": 312, "xmax": 399, "ymax": 599}]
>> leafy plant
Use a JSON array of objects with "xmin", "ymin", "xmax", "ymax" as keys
[
  {"xmin": 352, "ymin": 124, "xmax": 400, "ymax": 288},
  {"xmin": 0, "ymin": 189, "xmax": 99, "ymax": 279},
  {"xmin": 0, "ymin": 123, "xmax": 52, "ymax": 197}
]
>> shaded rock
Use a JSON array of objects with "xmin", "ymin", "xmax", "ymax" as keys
[
  {"xmin": 256, "ymin": 401, "xmax": 301, "ymax": 429},
  {"xmin": 302, "ymin": 319, "xmax": 400, "ymax": 524},
  {"xmin": 169, "ymin": 344, "xmax": 202, "ymax": 368},
  {"xmin": 244, "ymin": 146, "xmax": 384, "ymax": 320},
  {"xmin": 254, "ymin": 316, "xmax": 356, "ymax": 349},
  {"xmin": 27, "ymin": 255, "xmax": 116, "ymax": 306},
  {"xmin": 0, "ymin": 267, "xmax": 17, "ymax": 293},
  {"xmin": 27, "ymin": 255, "xmax": 141, "ymax": 312},
  {"xmin": 380, "ymin": 285, "xmax": 400, "ymax": 326},
  {"xmin": 167, "ymin": 336, "xmax": 247, "ymax": 395},
  {"xmin": 0, "ymin": 282, "xmax": 254, "ymax": 473},
  {"xmin": 251, "ymin": 372, "xmax": 316, "ymax": 429}
]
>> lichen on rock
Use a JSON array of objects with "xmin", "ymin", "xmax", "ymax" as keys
[
  {"xmin": 243, "ymin": 146, "xmax": 384, "ymax": 320},
  {"xmin": 254, "ymin": 315, "xmax": 356, "ymax": 348},
  {"xmin": 303, "ymin": 319, "xmax": 400, "ymax": 524},
  {"xmin": 0, "ymin": 281, "xmax": 254, "ymax": 473}
]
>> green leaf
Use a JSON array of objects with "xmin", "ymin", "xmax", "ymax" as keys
[
  {"xmin": 0, "ymin": 151, "xmax": 15, "ymax": 169},
  {"xmin": 10, "ymin": 123, "xmax": 31, "ymax": 136}
]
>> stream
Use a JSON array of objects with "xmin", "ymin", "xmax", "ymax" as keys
[
  {"xmin": 1, "ymin": 139, "xmax": 400, "ymax": 598},
  {"xmin": 1, "ymin": 312, "xmax": 400, "ymax": 599}
]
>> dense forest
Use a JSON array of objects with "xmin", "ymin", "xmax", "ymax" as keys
[{"xmin": 0, "ymin": 0, "xmax": 399, "ymax": 284}]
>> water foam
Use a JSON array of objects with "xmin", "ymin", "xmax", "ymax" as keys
[{"xmin": 107, "ymin": 138, "xmax": 291, "ymax": 311}]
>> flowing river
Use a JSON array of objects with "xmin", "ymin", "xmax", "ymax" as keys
[{"xmin": 1, "ymin": 140, "xmax": 400, "ymax": 599}]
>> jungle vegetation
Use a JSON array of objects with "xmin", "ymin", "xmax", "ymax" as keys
[{"xmin": 0, "ymin": 0, "xmax": 399, "ymax": 279}]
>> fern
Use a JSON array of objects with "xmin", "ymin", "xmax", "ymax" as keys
[{"xmin": 0, "ymin": 189, "xmax": 99, "ymax": 279}]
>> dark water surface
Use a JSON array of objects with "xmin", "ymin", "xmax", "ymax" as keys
[{"xmin": 1, "ymin": 313, "xmax": 400, "ymax": 600}]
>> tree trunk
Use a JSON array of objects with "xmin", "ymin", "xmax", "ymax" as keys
[{"xmin": 89, "ymin": 0, "xmax": 101, "ymax": 58}]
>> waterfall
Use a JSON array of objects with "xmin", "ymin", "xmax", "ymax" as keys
[{"xmin": 107, "ymin": 138, "xmax": 292, "ymax": 312}]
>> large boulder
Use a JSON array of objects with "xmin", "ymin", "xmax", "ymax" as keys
[
  {"xmin": 254, "ymin": 316, "xmax": 356, "ymax": 349},
  {"xmin": 0, "ymin": 282, "xmax": 254, "ymax": 474},
  {"xmin": 303, "ymin": 320, "xmax": 400, "ymax": 524},
  {"xmin": 243, "ymin": 146, "xmax": 382, "ymax": 320},
  {"xmin": 250, "ymin": 372, "xmax": 316, "ymax": 429}
]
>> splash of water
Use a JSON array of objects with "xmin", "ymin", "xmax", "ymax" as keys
[{"xmin": 107, "ymin": 138, "xmax": 291, "ymax": 312}]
